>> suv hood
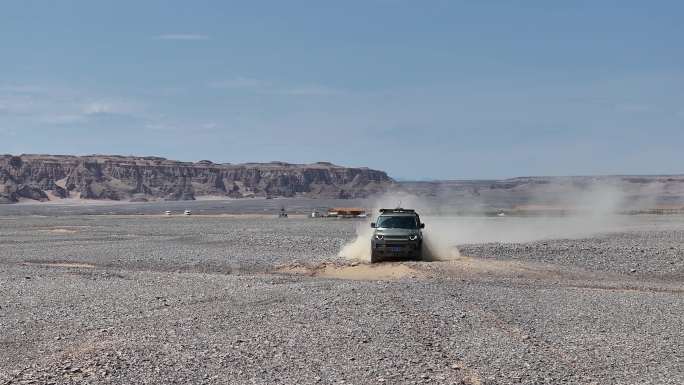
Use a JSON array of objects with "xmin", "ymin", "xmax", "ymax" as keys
[{"xmin": 375, "ymin": 228, "xmax": 420, "ymax": 236}]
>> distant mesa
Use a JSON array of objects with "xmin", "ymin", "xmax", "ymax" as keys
[
  {"xmin": 3, "ymin": 154, "xmax": 683, "ymax": 209},
  {"xmin": 0, "ymin": 154, "xmax": 394, "ymax": 204}
]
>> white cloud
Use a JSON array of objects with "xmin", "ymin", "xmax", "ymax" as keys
[
  {"xmin": 81, "ymin": 100, "xmax": 139, "ymax": 117},
  {"xmin": 209, "ymin": 77, "xmax": 344, "ymax": 96},
  {"xmin": 208, "ymin": 77, "xmax": 269, "ymax": 89},
  {"xmin": 144, "ymin": 123, "xmax": 174, "ymax": 132},
  {"xmin": 614, "ymin": 103, "xmax": 651, "ymax": 113},
  {"xmin": 82, "ymin": 102, "xmax": 115, "ymax": 115},
  {"xmin": 155, "ymin": 34, "xmax": 209, "ymax": 41},
  {"xmin": 278, "ymin": 85, "xmax": 343, "ymax": 96},
  {"xmin": 0, "ymin": 83, "xmax": 144, "ymax": 126},
  {"xmin": 0, "ymin": 96, "xmax": 34, "ymax": 115},
  {"xmin": 0, "ymin": 85, "xmax": 47, "ymax": 94},
  {"xmin": 38, "ymin": 114, "xmax": 87, "ymax": 125}
]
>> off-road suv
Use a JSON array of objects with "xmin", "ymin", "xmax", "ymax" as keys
[{"xmin": 370, "ymin": 208, "xmax": 425, "ymax": 263}]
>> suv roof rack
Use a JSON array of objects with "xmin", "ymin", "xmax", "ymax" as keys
[{"xmin": 379, "ymin": 208, "xmax": 416, "ymax": 214}]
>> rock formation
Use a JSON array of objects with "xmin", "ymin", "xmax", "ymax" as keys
[{"xmin": 0, "ymin": 154, "xmax": 394, "ymax": 203}]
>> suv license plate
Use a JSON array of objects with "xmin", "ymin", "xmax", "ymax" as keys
[{"xmin": 390, "ymin": 247, "xmax": 402, "ymax": 252}]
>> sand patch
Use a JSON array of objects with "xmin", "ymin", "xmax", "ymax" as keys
[
  {"xmin": 279, "ymin": 256, "xmax": 560, "ymax": 282},
  {"xmin": 428, "ymin": 256, "xmax": 565, "ymax": 280},
  {"xmin": 39, "ymin": 228, "xmax": 78, "ymax": 234},
  {"xmin": 54, "ymin": 178, "xmax": 67, "ymax": 189},
  {"xmin": 278, "ymin": 262, "xmax": 425, "ymax": 281},
  {"xmin": 449, "ymin": 361, "xmax": 483, "ymax": 385},
  {"xmin": 194, "ymin": 195, "xmax": 238, "ymax": 201},
  {"xmin": 24, "ymin": 261, "xmax": 96, "ymax": 269},
  {"xmin": 45, "ymin": 190, "xmax": 64, "ymax": 201}
]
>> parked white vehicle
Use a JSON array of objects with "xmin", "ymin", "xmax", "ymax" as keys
[{"xmin": 184, "ymin": 210, "xmax": 192, "ymax": 216}]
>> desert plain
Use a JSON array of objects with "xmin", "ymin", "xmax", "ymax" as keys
[{"xmin": 0, "ymin": 200, "xmax": 682, "ymax": 385}]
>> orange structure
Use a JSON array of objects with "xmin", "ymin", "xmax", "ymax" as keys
[{"xmin": 327, "ymin": 208, "xmax": 367, "ymax": 217}]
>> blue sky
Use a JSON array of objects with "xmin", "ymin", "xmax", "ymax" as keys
[{"xmin": 1, "ymin": 1, "xmax": 682, "ymax": 179}]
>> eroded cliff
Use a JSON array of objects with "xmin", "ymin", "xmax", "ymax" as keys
[{"xmin": 0, "ymin": 154, "xmax": 394, "ymax": 203}]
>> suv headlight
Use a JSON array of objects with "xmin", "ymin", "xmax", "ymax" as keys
[
  {"xmin": 408, "ymin": 234, "xmax": 419, "ymax": 241},
  {"xmin": 374, "ymin": 234, "xmax": 384, "ymax": 240}
]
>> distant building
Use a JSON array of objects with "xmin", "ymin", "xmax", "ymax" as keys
[{"xmin": 327, "ymin": 208, "xmax": 367, "ymax": 218}]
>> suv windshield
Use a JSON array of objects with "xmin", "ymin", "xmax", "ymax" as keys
[{"xmin": 376, "ymin": 216, "xmax": 418, "ymax": 229}]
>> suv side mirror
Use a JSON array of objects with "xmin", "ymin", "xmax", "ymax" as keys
[
  {"xmin": 420, "ymin": 223, "xmax": 425, "ymax": 229},
  {"xmin": 371, "ymin": 222, "xmax": 376, "ymax": 228}
]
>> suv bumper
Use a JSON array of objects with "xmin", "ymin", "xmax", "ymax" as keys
[{"xmin": 371, "ymin": 240, "xmax": 422, "ymax": 259}]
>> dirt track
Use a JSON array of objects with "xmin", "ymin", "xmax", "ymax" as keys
[{"xmin": 0, "ymin": 214, "xmax": 682, "ymax": 384}]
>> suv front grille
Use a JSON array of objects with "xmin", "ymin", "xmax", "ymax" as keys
[{"xmin": 384, "ymin": 236, "xmax": 408, "ymax": 241}]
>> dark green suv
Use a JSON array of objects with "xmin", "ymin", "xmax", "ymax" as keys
[{"xmin": 370, "ymin": 208, "xmax": 425, "ymax": 263}]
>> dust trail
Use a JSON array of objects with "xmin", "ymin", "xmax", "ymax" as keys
[
  {"xmin": 339, "ymin": 187, "xmax": 629, "ymax": 262},
  {"xmin": 339, "ymin": 193, "xmax": 462, "ymax": 262},
  {"xmin": 338, "ymin": 214, "xmax": 461, "ymax": 262},
  {"xmin": 339, "ymin": 222, "xmax": 375, "ymax": 262},
  {"xmin": 421, "ymin": 226, "xmax": 462, "ymax": 261}
]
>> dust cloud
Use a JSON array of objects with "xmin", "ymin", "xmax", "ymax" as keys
[
  {"xmin": 339, "ymin": 186, "xmax": 630, "ymax": 262},
  {"xmin": 339, "ymin": 193, "xmax": 464, "ymax": 262},
  {"xmin": 338, "ymin": 222, "xmax": 376, "ymax": 262}
]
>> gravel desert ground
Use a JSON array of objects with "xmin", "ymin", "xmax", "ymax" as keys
[{"xmin": 0, "ymin": 204, "xmax": 682, "ymax": 385}]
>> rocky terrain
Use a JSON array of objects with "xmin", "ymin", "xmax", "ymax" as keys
[
  {"xmin": 0, "ymin": 154, "xmax": 393, "ymax": 203},
  {"xmin": 0, "ymin": 210, "xmax": 682, "ymax": 384}
]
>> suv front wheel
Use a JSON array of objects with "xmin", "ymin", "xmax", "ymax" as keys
[{"xmin": 370, "ymin": 250, "xmax": 381, "ymax": 264}]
